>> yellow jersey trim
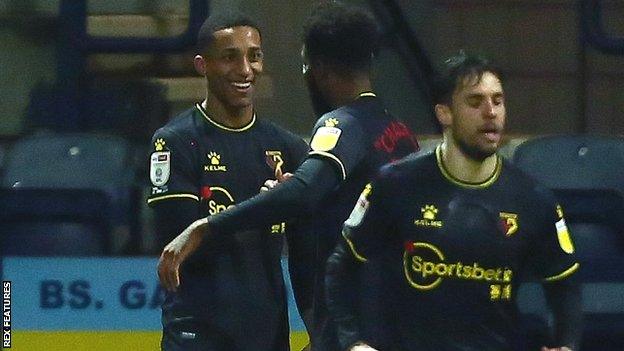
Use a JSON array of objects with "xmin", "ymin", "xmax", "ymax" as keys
[
  {"xmin": 435, "ymin": 145, "xmax": 502, "ymax": 189},
  {"xmin": 544, "ymin": 262, "xmax": 580, "ymax": 282},
  {"xmin": 195, "ymin": 103, "xmax": 256, "ymax": 132},
  {"xmin": 147, "ymin": 193, "xmax": 200, "ymax": 204},
  {"xmin": 358, "ymin": 92, "xmax": 376, "ymax": 98},
  {"xmin": 342, "ymin": 231, "xmax": 368, "ymax": 263},
  {"xmin": 308, "ymin": 151, "xmax": 347, "ymax": 180}
]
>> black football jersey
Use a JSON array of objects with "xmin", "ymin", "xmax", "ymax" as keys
[
  {"xmin": 342, "ymin": 146, "xmax": 579, "ymax": 351},
  {"xmin": 147, "ymin": 104, "xmax": 308, "ymax": 351},
  {"xmin": 303, "ymin": 92, "xmax": 420, "ymax": 350}
]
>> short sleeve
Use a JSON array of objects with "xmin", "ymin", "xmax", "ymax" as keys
[
  {"xmin": 341, "ymin": 177, "xmax": 394, "ymax": 263},
  {"xmin": 147, "ymin": 128, "xmax": 200, "ymax": 206},
  {"xmin": 308, "ymin": 114, "xmax": 366, "ymax": 180},
  {"xmin": 528, "ymin": 189, "xmax": 580, "ymax": 282}
]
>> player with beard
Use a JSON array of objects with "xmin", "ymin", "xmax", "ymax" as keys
[
  {"xmin": 147, "ymin": 11, "xmax": 308, "ymax": 351},
  {"xmin": 325, "ymin": 52, "xmax": 582, "ymax": 351},
  {"xmin": 157, "ymin": 3, "xmax": 420, "ymax": 351}
]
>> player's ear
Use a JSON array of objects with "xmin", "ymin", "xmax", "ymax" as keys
[
  {"xmin": 435, "ymin": 103, "xmax": 452, "ymax": 128},
  {"xmin": 194, "ymin": 55, "xmax": 207, "ymax": 76},
  {"xmin": 311, "ymin": 60, "xmax": 329, "ymax": 80}
]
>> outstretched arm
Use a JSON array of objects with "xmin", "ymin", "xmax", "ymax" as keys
[{"xmin": 158, "ymin": 157, "xmax": 341, "ymax": 291}]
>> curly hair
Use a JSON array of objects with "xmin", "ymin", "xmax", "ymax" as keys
[{"xmin": 303, "ymin": 1, "xmax": 380, "ymax": 72}]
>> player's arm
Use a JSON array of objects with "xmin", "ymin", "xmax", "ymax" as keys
[
  {"xmin": 326, "ymin": 242, "xmax": 369, "ymax": 350},
  {"xmin": 530, "ymin": 195, "xmax": 582, "ymax": 350},
  {"xmin": 158, "ymin": 157, "xmax": 341, "ymax": 290},
  {"xmin": 205, "ymin": 114, "xmax": 365, "ymax": 235},
  {"xmin": 147, "ymin": 129, "xmax": 201, "ymax": 249},
  {"xmin": 326, "ymin": 181, "xmax": 391, "ymax": 350},
  {"xmin": 542, "ymin": 274, "xmax": 582, "ymax": 351},
  {"xmin": 158, "ymin": 114, "xmax": 367, "ymax": 291}
]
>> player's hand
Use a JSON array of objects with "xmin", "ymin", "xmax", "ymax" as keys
[
  {"xmin": 348, "ymin": 342, "xmax": 378, "ymax": 351},
  {"xmin": 541, "ymin": 347, "xmax": 573, "ymax": 351},
  {"xmin": 259, "ymin": 168, "xmax": 293, "ymax": 192},
  {"xmin": 158, "ymin": 218, "xmax": 208, "ymax": 292},
  {"xmin": 260, "ymin": 178, "xmax": 279, "ymax": 192},
  {"xmin": 275, "ymin": 167, "xmax": 293, "ymax": 183}
]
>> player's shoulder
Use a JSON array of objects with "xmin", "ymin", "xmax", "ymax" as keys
[
  {"xmin": 502, "ymin": 159, "xmax": 557, "ymax": 204},
  {"xmin": 152, "ymin": 107, "xmax": 198, "ymax": 140},
  {"xmin": 315, "ymin": 106, "xmax": 359, "ymax": 128},
  {"xmin": 377, "ymin": 150, "xmax": 436, "ymax": 184},
  {"xmin": 256, "ymin": 118, "xmax": 304, "ymax": 142}
]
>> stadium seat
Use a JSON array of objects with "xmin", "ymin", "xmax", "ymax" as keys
[
  {"xmin": 1, "ymin": 133, "xmax": 139, "ymax": 255},
  {"xmin": 513, "ymin": 135, "xmax": 624, "ymax": 350},
  {"xmin": 0, "ymin": 188, "xmax": 109, "ymax": 256}
]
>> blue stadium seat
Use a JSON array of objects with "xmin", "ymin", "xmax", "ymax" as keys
[
  {"xmin": 1, "ymin": 133, "xmax": 139, "ymax": 254},
  {"xmin": 513, "ymin": 135, "xmax": 624, "ymax": 350}
]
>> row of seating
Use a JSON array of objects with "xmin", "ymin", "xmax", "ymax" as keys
[
  {"xmin": 0, "ymin": 132, "xmax": 143, "ymax": 256},
  {"xmin": 512, "ymin": 135, "xmax": 624, "ymax": 350}
]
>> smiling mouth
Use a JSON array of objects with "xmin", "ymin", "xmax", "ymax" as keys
[{"xmin": 231, "ymin": 82, "xmax": 252, "ymax": 91}]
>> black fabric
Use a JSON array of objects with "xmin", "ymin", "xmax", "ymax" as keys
[
  {"xmin": 206, "ymin": 94, "xmax": 419, "ymax": 351},
  {"xmin": 332, "ymin": 149, "xmax": 580, "ymax": 351},
  {"xmin": 148, "ymin": 105, "xmax": 308, "ymax": 351},
  {"xmin": 152, "ymin": 199, "xmax": 200, "ymax": 249},
  {"xmin": 207, "ymin": 158, "xmax": 341, "ymax": 235},
  {"xmin": 325, "ymin": 242, "xmax": 366, "ymax": 350},
  {"xmin": 543, "ymin": 276, "xmax": 582, "ymax": 350}
]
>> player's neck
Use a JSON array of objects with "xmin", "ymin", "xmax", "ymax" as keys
[
  {"xmin": 328, "ymin": 75, "xmax": 373, "ymax": 109},
  {"xmin": 202, "ymin": 97, "xmax": 253, "ymax": 129},
  {"xmin": 440, "ymin": 139, "xmax": 498, "ymax": 184}
]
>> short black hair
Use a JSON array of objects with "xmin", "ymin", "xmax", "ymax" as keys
[
  {"xmin": 196, "ymin": 10, "xmax": 261, "ymax": 53},
  {"xmin": 433, "ymin": 51, "xmax": 503, "ymax": 105},
  {"xmin": 303, "ymin": 1, "xmax": 380, "ymax": 72}
]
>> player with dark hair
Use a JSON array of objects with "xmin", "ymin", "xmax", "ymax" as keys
[
  {"xmin": 147, "ymin": 10, "xmax": 308, "ymax": 351},
  {"xmin": 325, "ymin": 52, "xmax": 582, "ymax": 351},
  {"xmin": 157, "ymin": 2, "xmax": 419, "ymax": 351}
]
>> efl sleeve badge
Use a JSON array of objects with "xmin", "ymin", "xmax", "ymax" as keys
[{"xmin": 150, "ymin": 151, "xmax": 171, "ymax": 186}]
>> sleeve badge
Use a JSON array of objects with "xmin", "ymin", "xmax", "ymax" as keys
[
  {"xmin": 150, "ymin": 151, "xmax": 171, "ymax": 186},
  {"xmin": 310, "ymin": 118, "xmax": 342, "ymax": 152}
]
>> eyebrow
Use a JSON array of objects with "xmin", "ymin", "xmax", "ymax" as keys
[
  {"xmin": 465, "ymin": 91, "xmax": 504, "ymax": 99},
  {"xmin": 218, "ymin": 45, "xmax": 262, "ymax": 52}
]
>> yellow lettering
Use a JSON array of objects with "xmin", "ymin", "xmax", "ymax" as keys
[
  {"xmin": 447, "ymin": 264, "xmax": 456, "ymax": 276},
  {"xmin": 435, "ymin": 263, "xmax": 447, "ymax": 276},
  {"xmin": 462, "ymin": 266, "xmax": 472, "ymax": 278},
  {"xmin": 503, "ymin": 269, "xmax": 513, "ymax": 282},
  {"xmin": 208, "ymin": 200, "xmax": 234, "ymax": 215},
  {"xmin": 484, "ymin": 269, "xmax": 495, "ymax": 281},
  {"xmin": 494, "ymin": 269, "xmax": 503, "ymax": 281},
  {"xmin": 423, "ymin": 262, "xmax": 435, "ymax": 278},
  {"xmin": 472, "ymin": 263, "xmax": 484, "ymax": 280},
  {"xmin": 502, "ymin": 284, "xmax": 512, "ymax": 300},
  {"xmin": 204, "ymin": 165, "xmax": 227, "ymax": 172},
  {"xmin": 455, "ymin": 262, "xmax": 464, "ymax": 278},
  {"xmin": 490, "ymin": 284, "xmax": 501, "ymax": 300},
  {"xmin": 411, "ymin": 256, "xmax": 422, "ymax": 273}
]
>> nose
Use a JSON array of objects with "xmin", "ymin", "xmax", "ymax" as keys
[
  {"xmin": 239, "ymin": 56, "xmax": 253, "ymax": 77},
  {"xmin": 482, "ymin": 99, "xmax": 497, "ymax": 119}
]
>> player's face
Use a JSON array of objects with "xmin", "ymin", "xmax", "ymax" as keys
[
  {"xmin": 197, "ymin": 26, "xmax": 263, "ymax": 109},
  {"xmin": 449, "ymin": 71, "xmax": 505, "ymax": 160},
  {"xmin": 302, "ymin": 45, "xmax": 333, "ymax": 117}
]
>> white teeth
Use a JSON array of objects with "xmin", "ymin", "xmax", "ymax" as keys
[{"xmin": 232, "ymin": 82, "xmax": 251, "ymax": 88}]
